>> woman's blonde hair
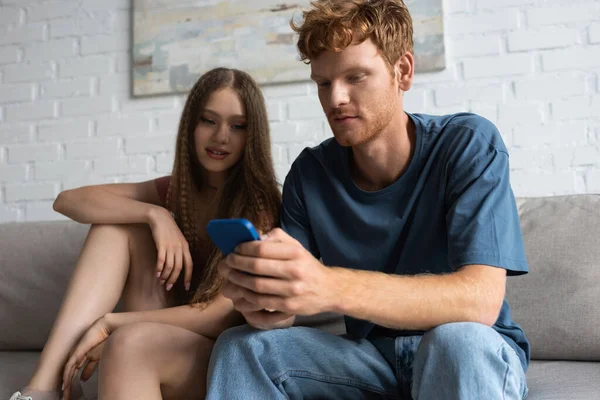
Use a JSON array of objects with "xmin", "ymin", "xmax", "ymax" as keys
[
  {"xmin": 166, "ymin": 67, "xmax": 281, "ymax": 306},
  {"xmin": 291, "ymin": 0, "xmax": 414, "ymax": 70}
]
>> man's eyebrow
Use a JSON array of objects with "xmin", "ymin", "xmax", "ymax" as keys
[{"xmin": 310, "ymin": 67, "xmax": 368, "ymax": 81}]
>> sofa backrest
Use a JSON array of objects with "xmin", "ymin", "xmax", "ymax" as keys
[
  {"xmin": 0, "ymin": 221, "xmax": 89, "ymax": 350},
  {"xmin": 506, "ymin": 194, "xmax": 600, "ymax": 361},
  {"xmin": 1, "ymin": 195, "xmax": 599, "ymax": 359}
]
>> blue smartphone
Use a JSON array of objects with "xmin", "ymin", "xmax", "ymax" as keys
[{"xmin": 206, "ymin": 218, "xmax": 261, "ymax": 255}]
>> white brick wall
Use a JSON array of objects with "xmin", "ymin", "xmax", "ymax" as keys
[{"xmin": 1, "ymin": 0, "xmax": 600, "ymax": 222}]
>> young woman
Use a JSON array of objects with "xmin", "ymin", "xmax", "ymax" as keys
[{"xmin": 10, "ymin": 67, "xmax": 281, "ymax": 400}]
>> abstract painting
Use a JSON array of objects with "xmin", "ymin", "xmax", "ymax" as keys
[{"xmin": 132, "ymin": 0, "xmax": 446, "ymax": 96}]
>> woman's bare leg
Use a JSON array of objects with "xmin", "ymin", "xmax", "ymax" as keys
[
  {"xmin": 26, "ymin": 224, "xmax": 168, "ymax": 392},
  {"xmin": 98, "ymin": 322, "xmax": 213, "ymax": 400}
]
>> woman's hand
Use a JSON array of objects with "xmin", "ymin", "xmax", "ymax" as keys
[
  {"xmin": 148, "ymin": 206, "xmax": 194, "ymax": 291},
  {"xmin": 62, "ymin": 316, "xmax": 114, "ymax": 400}
]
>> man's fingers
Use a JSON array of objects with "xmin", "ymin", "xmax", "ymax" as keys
[
  {"xmin": 235, "ymin": 240, "xmax": 301, "ymax": 261},
  {"xmin": 224, "ymin": 253, "xmax": 295, "ymax": 279},
  {"xmin": 233, "ymin": 297, "xmax": 267, "ymax": 312},
  {"xmin": 226, "ymin": 269, "xmax": 293, "ymax": 296}
]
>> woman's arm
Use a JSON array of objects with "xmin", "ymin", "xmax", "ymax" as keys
[
  {"xmin": 105, "ymin": 295, "xmax": 246, "ymax": 340},
  {"xmin": 53, "ymin": 180, "xmax": 166, "ymax": 225}
]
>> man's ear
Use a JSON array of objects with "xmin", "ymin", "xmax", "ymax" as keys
[{"xmin": 394, "ymin": 52, "xmax": 414, "ymax": 92}]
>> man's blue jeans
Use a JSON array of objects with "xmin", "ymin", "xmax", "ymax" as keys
[{"xmin": 205, "ymin": 322, "xmax": 528, "ymax": 399}]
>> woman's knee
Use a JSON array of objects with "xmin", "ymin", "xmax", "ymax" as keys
[{"xmin": 103, "ymin": 322, "xmax": 157, "ymax": 361}]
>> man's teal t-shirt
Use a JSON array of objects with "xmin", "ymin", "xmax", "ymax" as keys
[{"xmin": 280, "ymin": 112, "xmax": 530, "ymax": 372}]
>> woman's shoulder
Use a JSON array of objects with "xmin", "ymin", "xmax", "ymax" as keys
[{"xmin": 154, "ymin": 175, "xmax": 171, "ymax": 207}]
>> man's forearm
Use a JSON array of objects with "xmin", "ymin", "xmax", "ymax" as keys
[
  {"xmin": 106, "ymin": 295, "xmax": 245, "ymax": 340},
  {"xmin": 326, "ymin": 264, "xmax": 505, "ymax": 331}
]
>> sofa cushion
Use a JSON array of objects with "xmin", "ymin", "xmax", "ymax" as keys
[
  {"xmin": 0, "ymin": 221, "xmax": 89, "ymax": 350},
  {"xmin": 506, "ymin": 195, "xmax": 600, "ymax": 361},
  {"xmin": 525, "ymin": 360, "xmax": 600, "ymax": 400}
]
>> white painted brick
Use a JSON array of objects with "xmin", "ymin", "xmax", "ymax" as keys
[
  {"xmin": 0, "ymin": 164, "xmax": 27, "ymax": 182},
  {"xmin": 113, "ymin": 51, "xmax": 130, "ymax": 73},
  {"xmin": 82, "ymin": 0, "xmax": 130, "ymax": 10},
  {"xmin": 0, "ymin": 124, "xmax": 32, "ymax": 143},
  {"xmin": 61, "ymin": 171, "xmax": 114, "ymax": 190},
  {"xmin": 66, "ymin": 138, "xmax": 119, "ymax": 160},
  {"xmin": 35, "ymin": 160, "xmax": 88, "ymax": 181},
  {"xmin": 0, "ymin": 45, "xmax": 19, "ymax": 64},
  {"xmin": 271, "ymin": 122, "xmax": 298, "ymax": 143},
  {"xmin": 50, "ymin": 13, "xmax": 112, "ymax": 38},
  {"xmin": 155, "ymin": 112, "xmax": 181, "ymax": 134},
  {"xmin": 499, "ymin": 104, "xmax": 543, "ymax": 125},
  {"xmin": 514, "ymin": 73, "xmax": 586, "ymax": 101},
  {"xmin": 510, "ymin": 148, "xmax": 553, "ymax": 170},
  {"xmin": 267, "ymin": 100, "xmax": 284, "ymax": 122},
  {"xmin": 469, "ymin": 104, "xmax": 497, "ymax": 124},
  {"xmin": 81, "ymin": 33, "xmax": 130, "ymax": 55},
  {"xmin": 571, "ymin": 146, "xmax": 599, "ymax": 166},
  {"xmin": 40, "ymin": 78, "xmax": 92, "ymax": 99},
  {"xmin": 98, "ymin": 73, "xmax": 129, "ymax": 94},
  {"xmin": 263, "ymin": 82, "xmax": 310, "ymax": 98},
  {"xmin": 4, "ymin": 101, "xmax": 55, "ymax": 122},
  {"xmin": 543, "ymin": 47, "xmax": 600, "ymax": 72},
  {"xmin": 448, "ymin": 36, "xmax": 501, "ymax": 58},
  {"xmin": 0, "ymin": 7, "xmax": 20, "ymax": 25},
  {"xmin": 94, "ymin": 156, "xmax": 150, "ymax": 176},
  {"xmin": 585, "ymin": 169, "xmax": 600, "ymax": 192},
  {"xmin": 23, "ymin": 38, "xmax": 76, "ymax": 62},
  {"xmin": 5, "ymin": 182, "xmax": 56, "ymax": 202},
  {"xmin": 477, "ymin": 0, "xmax": 534, "ymax": 9},
  {"xmin": 0, "ymin": 83, "xmax": 33, "ymax": 102},
  {"xmin": 513, "ymin": 121, "xmax": 588, "ymax": 148},
  {"xmin": 446, "ymin": 10, "xmax": 519, "ymax": 35},
  {"xmin": 508, "ymin": 28, "xmax": 579, "ymax": 52},
  {"xmin": 25, "ymin": 201, "xmax": 67, "ymax": 221},
  {"xmin": 435, "ymin": 84, "xmax": 503, "ymax": 107},
  {"xmin": 38, "ymin": 119, "xmax": 91, "ymax": 142},
  {"xmin": 8, "ymin": 143, "xmax": 60, "ymax": 163},
  {"xmin": 288, "ymin": 98, "xmax": 323, "ymax": 120},
  {"xmin": 3, "ymin": 62, "xmax": 54, "ymax": 82},
  {"xmin": 97, "ymin": 114, "xmax": 151, "ymax": 137},
  {"xmin": 445, "ymin": 0, "xmax": 469, "ymax": 14},
  {"xmin": 552, "ymin": 96, "xmax": 594, "ymax": 120},
  {"xmin": 274, "ymin": 164, "xmax": 291, "ymax": 184},
  {"xmin": 125, "ymin": 135, "xmax": 175, "ymax": 154},
  {"xmin": 119, "ymin": 96, "xmax": 177, "ymax": 113},
  {"xmin": 0, "ymin": 23, "xmax": 44, "ymax": 45},
  {"xmin": 297, "ymin": 119, "xmax": 327, "ymax": 142},
  {"xmin": 61, "ymin": 96, "xmax": 112, "ymax": 117},
  {"xmin": 464, "ymin": 54, "xmax": 532, "ymax": 79},
  {"xmin": 590, "ymin": 23, "xmax": 600, "ymax": 44},
  {"xmin": 404, "ymin": 88, "xmax": 427, "ymax": 111},
  {"xmin": 412, "ymin": 65, "xmax": 458, "ymax": 86},
  {"xmin": 527, "ymin": 4, "xmax": 600, "ymax": 27},
  {"xmin": 26, "ymin": 1, "xmax": 78, "ymax": 21},
  {"xmin": 59, "ymin": 55, "xmax": 112, "ymax": 78},
  {"xmin": 271, "ymin": 144, "xmax": 288, "ymax": 165},
  {"xmin": 0, "ymin": 204, "xmax": 21, "ymax": 223},
  {"xmin": 510, "ymin": 170, "xmax": 577, "ymax": 197},
  {"xmin": 156, "ymin": 153, "xmax": 174, "ymax": 173},
  {"xmin": 110, "ymin": 10, "xmax": 130, "ymax": 32}
]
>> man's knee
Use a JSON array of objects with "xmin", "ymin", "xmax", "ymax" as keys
[{"xmin": 418, "ymin": 322, "xmax": 502, "ymax": 364}]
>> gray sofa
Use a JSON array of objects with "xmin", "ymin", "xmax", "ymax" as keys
[{"xmin": 1, "ymin": 195, "xmax": 599, "ymax": 399}]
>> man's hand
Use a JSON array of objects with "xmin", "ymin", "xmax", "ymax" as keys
[{"xmin": 218, "ymin": 228, "xmax": 338, "ymax": 321}]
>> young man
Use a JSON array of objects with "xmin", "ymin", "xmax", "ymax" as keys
[{"xmin": 206, "ymin": 1, "xmax": 529, "ymax": 399}]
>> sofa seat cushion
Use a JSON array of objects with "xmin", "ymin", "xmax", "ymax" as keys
[
  {"xmin": 526, "ymin": 360, "xmax": 600, "ymax": 400},
  {"xmin": 0, "ymin": 352, "xmax": 98, "ymax": 399}
]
